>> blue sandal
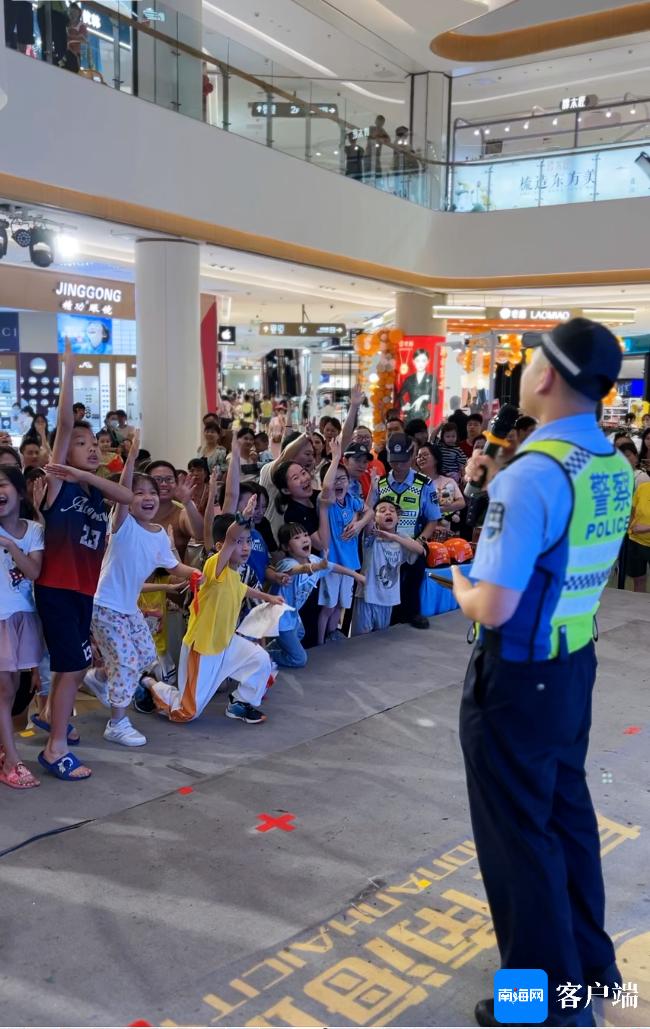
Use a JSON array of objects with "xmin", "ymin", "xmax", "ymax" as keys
[
  {"xmin": 31, "ymin": 715, "xmax": 80, "ymax": 745},
  {"xmin": 37, "ymin": 751, "xmax": 92, "ymax": 781}
]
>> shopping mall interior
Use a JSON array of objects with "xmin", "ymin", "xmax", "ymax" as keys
[{"xmin": 0, "ymin": 1, "xmax": 649, "ymax": 1027}]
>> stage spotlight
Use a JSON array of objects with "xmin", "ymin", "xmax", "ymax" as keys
[
  {"xmin": 11, "ymin": 221, "xmax": 32, "ymax": 247},
  {"xmin": 29, "ymin": 225, "xmax": 55, "ymax": 267}
]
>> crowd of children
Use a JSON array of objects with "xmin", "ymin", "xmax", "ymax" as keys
[{"xmin": 2, "ymin": 366, "xmax": 647, "ymax": 792}]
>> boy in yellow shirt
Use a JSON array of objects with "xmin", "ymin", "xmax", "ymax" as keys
[
  {"xmin": 142, "ymin": 497, "xmax": 283, "ymax": 723},
  {"xmin": 626, "ymin": 480, "xmax": 650, "ymax": 592}
]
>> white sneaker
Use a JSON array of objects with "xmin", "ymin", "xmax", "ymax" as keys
[
  {"xmin": 83, "ymin": 669, "xmax": 110, "ymax": 707},
  {"xmin": 103, "ymin": 717, "xmax": 147, "ymax": 747}
]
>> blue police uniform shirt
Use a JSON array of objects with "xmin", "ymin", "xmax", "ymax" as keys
[
  {"xmin": 327, "ymin": 493, "xmax": 365, "ymax": 569},
  {"xmin": 368, "ymin": 468, "xmax": 442, "ymax": 525},
  {"xmin": 472, "ymin": 413, "xmax": 614, "ymax": 592}
]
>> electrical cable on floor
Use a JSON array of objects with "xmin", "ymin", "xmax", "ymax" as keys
[{"xmin": 0, "ymin": 818, "xmax": 95, "ymax": 860}]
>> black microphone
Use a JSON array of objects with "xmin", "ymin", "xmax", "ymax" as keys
[{"xmin": 464, "ymin": 403, "xmax": 519, "ymax": 498}]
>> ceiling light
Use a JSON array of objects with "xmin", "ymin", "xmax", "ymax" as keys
[
  {"xmin": 523, "ymin": 121, "xmax": 529, "ymax": 129},
  {"xmin": 315, "ymin": 151, "xmax": 321, "ymax": 156},
  {"xmin": 504, "ymin": 125, "xmax": 510, "ymax": 132},
  {"xmin": 56, "ymin": 233, "xmax": 79, "ymax": 259},
  {"xmin": 630, "ymin": 106, "xmax": 637, "ymax": 114},
  {"xmin": 473, "ymin": 129, "xmax": 480, "ymax": 136},
  {"xmin": 605, "ymin": 110, "xmax": 612, "ymax": 118},
  {"xmin": 552, "ymin": 118, "xmax": 558, "ymax": 126},
  {"xmin": 29, "ymin": 226, "xmax": 55, "ymax": 268},
  {"xmin": 484, "ymin": 128, "xmax": 490, "ymax": 135},
  {"xmin": 333, "ymin": 149, "xmax": 339, "ymax": 155},
  {"xmin": 577, "ymin": 115, "xmax": 582, "ymax": 123}
]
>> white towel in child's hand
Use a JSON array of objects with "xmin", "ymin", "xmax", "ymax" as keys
[{"xmin": 237, "ymin": 602, "xmax": 294, "ymax": 639}]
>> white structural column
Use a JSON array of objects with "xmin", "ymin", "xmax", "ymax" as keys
[
  {"xmin": 396, "ymin": 291, "xmax": 447, "ymax": 336},
  {"xmin": 136, "ymin": 238, "xmax": 201, "ymax": 466}
]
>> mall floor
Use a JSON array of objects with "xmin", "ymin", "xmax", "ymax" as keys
[{"xmin": 0, "ymin": 592, "xmax": 648, "ymax": 1028}]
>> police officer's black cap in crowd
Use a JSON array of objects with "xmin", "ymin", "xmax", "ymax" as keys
[
  {"xmin": 529, "ymin": 317, "xmax": 623, "ymax": 402},
  {"xmin": 344, "ymin": 442, "xmax": 371, "ymax": 459},
  {"xmin": 387, "ymin": 433, "xmax": 413, "ymax": 461}
]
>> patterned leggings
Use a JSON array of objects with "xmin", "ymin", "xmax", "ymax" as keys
[{"xmin": 91, "ymin": 605, "xmax": 157, "ymax": 707}]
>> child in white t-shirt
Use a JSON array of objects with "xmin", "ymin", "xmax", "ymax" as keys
[
  {"xmin": 89, "ymin": 433, "xmax": 198, "ymax": 747},
  {"xmin": 0, "ymin": 465, "xmax": 45, "ymax": 789},
  {"xmin": 351, "ymin": 499, "xmax": 426, "ymax": 635}
]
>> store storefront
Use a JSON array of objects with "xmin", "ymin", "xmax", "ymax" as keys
[
  {"xmin": 0, "ymin": 266, "xmax": 137, "ymax": 434},
  {"xmin": 442, "ymin": 305, "xmax": 636, "ymax": 411}
]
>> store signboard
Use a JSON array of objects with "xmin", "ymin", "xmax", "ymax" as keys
[
  {"xmin": 559, "ymin": 95, "xmax": 597, "ymax": 111},
  {"xmin": 488, "ymin": 307, "xmax": 575, "ymax": 322},
  {"xmin": 249, "ymin": 102, "xmax": 338, "ymax": 118},
  {"xmin": 260, "ymin": 322, "xmax": 346, "ymax": 337},
  {"xmin": 0, "ymin": 312, "xmax": 19, "ymax": 353},
  {"xmin": 218, "ymin": 325, "xmax": 236, "ymax": 344},
  {"xmin": 54, "ymin": 280, "xmax": 123, "ymax": 317}
]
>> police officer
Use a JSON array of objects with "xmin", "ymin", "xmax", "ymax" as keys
[
  {"xmin": 369, "ymin": 432, "xmax": 441, "ymax": 627},
  {"xmin": 451, "ymin": 319, "xmax": 633, "ymax": 1028}
]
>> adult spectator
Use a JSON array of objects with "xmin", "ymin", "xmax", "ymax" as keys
[
  {"xmin": 416, "ymin": 443, "xmax": 465, "ymax": 518},
  {"xmin": 19, "ymin": 438, "xmax": 42, "ymax": 471},
  {"xmin": 145, "ymin": 461, "xmax": 204, "ymax": 560},
  {"xmin": 405, "ymin": 418, "xmax": 429, "ymax": 454},
  {"xmin": 351, "ymin": 425, "xmax": 386, "ymax": 497},
  {"xmin": 369, "ymin": 433, "xmax": 441, "ymax": 629},
  {"xmin": 114, "ymin": 410, "xmax": 135, "ymax": 443},
  {"xmin": 365, "ymin": 114, "xmax": 390, "ymax": 177},
  {"xmin": 344, "ymin": 132, "xmax": 364, "ymax": 180}
]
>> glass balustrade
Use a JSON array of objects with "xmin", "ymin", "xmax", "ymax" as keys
[{"xmin": 6, "ymin": 1, "xmax": 650, "ymax": 214}]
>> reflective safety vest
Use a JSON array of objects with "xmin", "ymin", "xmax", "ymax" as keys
[
  {"xmin": 378, "ymin": 472, "xmax": 430, "ymax": 538},
  {"xmin": 484, "ymin": 439, "xmax": 633, "ymax": 662}
]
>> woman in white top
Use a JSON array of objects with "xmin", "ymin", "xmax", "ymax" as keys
[
  {"xmin": 416, "ymin": 443, "xmax": 466, "ymax": 516},
  {"xmin": 89, "ymin": 432, "xmax": 199, "ymax": 747},
  {"xmin": 0, "ymin": 465, "xmax": 45, "ymax": 789}
]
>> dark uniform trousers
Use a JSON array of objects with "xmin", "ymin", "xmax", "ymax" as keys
[{"xmin": 459, "ymin": 639, "xmax": 617, "ymax": 1027}]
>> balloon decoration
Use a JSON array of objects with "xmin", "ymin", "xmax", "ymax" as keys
[
  {"xmin": 355, "ymin": 328, "xmax": 401, "ymax": 445},
  {"xmin": 603, "ymin": 384, "xmax": 620, "ymax": 407}
]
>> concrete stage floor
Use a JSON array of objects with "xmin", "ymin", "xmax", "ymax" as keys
[{"xmin": 0, "ymin": 591, "xmax": 648, "ymax": 1028}]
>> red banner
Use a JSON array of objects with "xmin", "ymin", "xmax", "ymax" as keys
[{"xmin": 395, "ymin": 335, "xmax": 445, "ymax": 428}]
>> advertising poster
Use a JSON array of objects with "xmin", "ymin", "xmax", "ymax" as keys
[
  {"xmin": 395, "ymin": 335, "xmax": 445, "ymax": 428},
  {"xmin": 57, "ymin": 313, "xmax": 112, "ymax": 354}
]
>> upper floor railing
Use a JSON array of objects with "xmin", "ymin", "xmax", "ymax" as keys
[
  {"xmin": 7, "ymin": 0, "xmax": 447, "ymax": 209},
  {"xmin": 5, "ymin": 1, "xmax": 650, "ymax": 214}
]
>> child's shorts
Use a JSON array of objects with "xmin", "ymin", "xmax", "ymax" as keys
[
  {"xmin": 318, "ymin": 570, "xmax": 354, "ymax": 609},
  {"xmin": 91, "ymin": 605, "xmax": 157, "ymax": 707},
  {"xmin": 34, "ymin": 585, "xmax": 93, "ymax": 673},
  {"xmin": 351, "ymin": 599, "xmax": 392, "ymax": 636},
  {"xmin": 0, "ymin": 611, "xmax": 45, "ymax": 672},
  {"xmin": 626, "ymin": 538, "xmax": 650, "ymax": 578}
]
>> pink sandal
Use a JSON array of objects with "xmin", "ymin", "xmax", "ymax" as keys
[{"xmin": 0, "ymin": 761, "xmax": 40, "ymax": 789}]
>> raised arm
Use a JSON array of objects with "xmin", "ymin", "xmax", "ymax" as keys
[
  {"xmin": 175, "ymin": 480, "xmax": 205, "ymax": 541},
  {"xmin": 45, "ymin": 346, "xmax": 78, "ymax": 508},
  {"xmin": 280, "ymin": 431, "xmax": 309, "ymax": 464},
  {"xmin": 112, "ymin": 428, "xmax": 140, "ymax": 531},
  {"xmin": 214, "ymin": 494, "xmax": 256, "ymax": 578},
  {"xmin": 316, "ymin": 436, "xmax": 342, "ymax": 551},
  {"xmin": 341, "ymin": 384, "xmax": 363, "ymax": 451},
  {"xmin": 47, "ymin": 463, "xmax": 134, "ymax": 505},
  {"xmin": 203, "ymin": 468, "xmax": 221, "ymax": 552},
  {"xmin": 222, "ymin": 434, "xmax": 240, "ymax": 514},
  {"xmin": 51, "ymin": 346, "xmax": 76, "ymax": 465}
]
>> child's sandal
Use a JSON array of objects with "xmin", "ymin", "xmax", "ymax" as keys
[{"xmin": 0, "ymin": 761, "xmax": 40, "ymax": 789}]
